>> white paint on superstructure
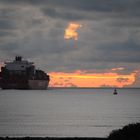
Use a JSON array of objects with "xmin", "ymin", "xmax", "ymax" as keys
[{"xmin": 5, "ymin": 56, "xmax": 34, "ymax": 71}]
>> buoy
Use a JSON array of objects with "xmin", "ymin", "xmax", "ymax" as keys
[{"xmin": 113, "ymin": 89, "xmax": 118, "ymax": 95}]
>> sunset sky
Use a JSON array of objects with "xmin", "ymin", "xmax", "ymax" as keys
[{"xmin": 0, "ymin": 0, "xmax": 140, "ymax": 87}]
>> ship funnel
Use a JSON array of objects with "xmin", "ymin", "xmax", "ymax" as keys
[{"xmin": 15, "ymin": 56, "xmax": 22, "ymax": 61}]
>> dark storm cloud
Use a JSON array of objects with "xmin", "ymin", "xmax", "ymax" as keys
[
  {"xmin": 110, "ymin": 19, "xmax": 140, "ymax": 28},
  {"xmin": 1, "ymin": 0, "xmax": 140, "ymax": 28},
  {"xmin": 0, "ymin": 19, "xmax": 16, "ymax": 29},
  {"xmin": 0, "ymin": 30, "xmax": 16, "ymax": 37},
  {"xmin": 0, "ymin": 7, "xmax": 20, "ymax": 19},
  {"xmin": 63, "ymin": 37, "xmax": 140, "ymax": 64},
  {"xmin": 39, "ymin": 0, "xmax": 140, "ymax": 21},
  {"xmin": 42, "ymin": 8, "xmax": 84, "ymax": 20},
  {"xmin": 0, "ymin": 0, "xmax": 140, "ymax": 78},
  {"xmin": 1, "ymin": 0, "xmax": 140, "ymax": 15},
  {"xmin": 95, "ymin": 40, "xmax": 140, "ymax": 63},
  {"xmin": 0, "ymin": 42, "xmax": 18, "ymax": 51}
]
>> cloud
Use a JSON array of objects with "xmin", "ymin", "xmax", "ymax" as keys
[
  {"xmin": 96, "ymin": 40, "xmax": 140, "ymax": 63},
  {"xmin": 0, "ymin": 0, "xmax": 140, "ymax": 87},
  {"xmin": 0, "ymin": 19, "xmax": 17, "ymax": 30},
  {"xmin": 111, "ymin": 67, "xmax": 124, "ymax": 71},
  {"xmin": 2, "ymin": 0, "xmax": 139, "ymax": 13},
  {"xmin": 42, "ymin": 8, "xmax": 84, "ymax": 21},
  {"xmin": 1, "ymin": 0, "xmax": 140, "ymax": 18},
  {"xmin": 116, "ymin": 78, "xmax": 129, "ymax": 83},
  {"xmin": 49, "ymin": 71, "xmax": 136, "ymax": 87},
  {"xmin": 64, "ymin": 23, "xmax": 82, "ymax": 40}
]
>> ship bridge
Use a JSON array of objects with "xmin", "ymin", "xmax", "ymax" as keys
[{"xmin": 5, "ymin": 56, "xmax": 34, "ymax": 71}]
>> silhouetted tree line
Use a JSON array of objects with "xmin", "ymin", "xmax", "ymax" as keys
[
  {"xmin": 108, "ymin": 123, "xmax": 140, "ymax": 140},
  {"xmin": 0, "ymin": 123, "xmax": 140, "ymax": 140}
]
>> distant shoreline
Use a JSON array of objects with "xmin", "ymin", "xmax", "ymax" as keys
[
  {"xmin": 0, "ymin": 123, "xmax": 139, "ymax": 140},
  {"xmin": 48, "ymin": 87, "xmax": 140, "ymax": 89},
  {"xmin": 0, "ymin": 137, "xmax": 106, "ymax": 140},
  {"xmin": 0, "ymin": 87, "xmax": 140, "ymax": 90}
]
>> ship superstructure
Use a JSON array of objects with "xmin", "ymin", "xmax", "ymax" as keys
[{"xmin": 0, "ymin": 56, "xmax": 50, "ymax": 89}]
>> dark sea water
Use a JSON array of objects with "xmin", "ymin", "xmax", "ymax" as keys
[{"xmin": 0, "ymin": 88, "xmax": 140, "ymax": 137}]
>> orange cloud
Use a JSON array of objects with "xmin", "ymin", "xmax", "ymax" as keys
[
  {"xmin": 64, "ymin": 23, "xmax": 82, "ymax": 41},
  {"xmin": 111, "ymin": 67, "xmax": 124, "ymax": 71},
  {"xmin": 49, "ymin": 71, "xmax": 136, "ymax": 88}
]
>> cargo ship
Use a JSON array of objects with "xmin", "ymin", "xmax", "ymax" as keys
[{"xmin": 0, "ymin": 56, "xmax": 50, "ymax": 89}]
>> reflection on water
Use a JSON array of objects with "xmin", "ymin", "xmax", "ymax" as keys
[{"xmin": 0, "ymin": 88, "xmax": 140, "ymax": 137}]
